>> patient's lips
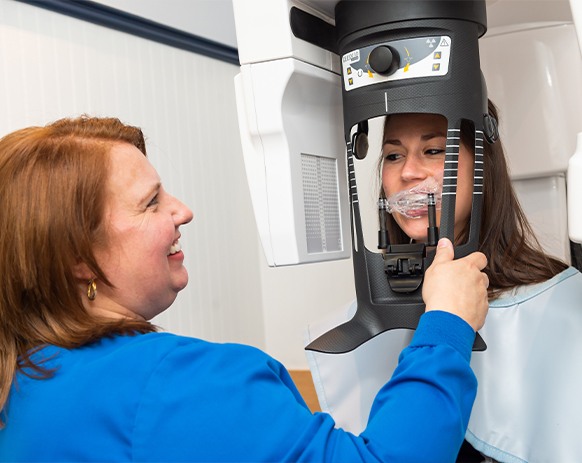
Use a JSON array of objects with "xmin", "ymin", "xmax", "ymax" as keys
[{"xmin": 384, "ymin": 176, "xmax": 442, "ymax": 219}]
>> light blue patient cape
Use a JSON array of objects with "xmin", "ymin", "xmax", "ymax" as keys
[{"xmin": 305, "ymin": 267, "xmax": 582, "ymax": 463}]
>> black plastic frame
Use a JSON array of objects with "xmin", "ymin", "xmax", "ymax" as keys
[{"xmin": 304, "ymin": 0, "xmax": 491, "ymax": 354}]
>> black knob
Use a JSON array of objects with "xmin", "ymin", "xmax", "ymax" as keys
[
  {"xmin": 483, "ymin": 114, "xmax": 499, "ymax": 144},
  {"xmin": 368, "ymin": 45, "xmax": 400, "ymax": 76}
]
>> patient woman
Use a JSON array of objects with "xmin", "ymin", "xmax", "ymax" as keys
[
  {"xmin": 306, "ymin": 101, "xmax": 582, "ymax": 463},
  {"xmin": 0, "ymin": 116, "xmax": 489, "ymax": 462}
]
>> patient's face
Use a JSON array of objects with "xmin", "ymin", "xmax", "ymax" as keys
[{"xmin": 381, "ymin": 113, "xmax": 474, "ymax": 242}]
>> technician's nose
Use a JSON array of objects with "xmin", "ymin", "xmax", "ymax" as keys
[{"xmin": 171, "ymin": 196, "xmax": 193, "ymax": 226}]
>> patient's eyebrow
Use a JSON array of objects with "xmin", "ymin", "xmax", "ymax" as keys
[{"xmin": 383, "ymin": 131, "xmax": 447, "ymax": 146}]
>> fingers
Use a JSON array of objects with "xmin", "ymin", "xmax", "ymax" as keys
[
  {"xmin": 423, "ymin": 240, "xmax": 490, "ymax": 332},
  {"xmin": 463, "ymin": 251, "xmax": 488, "ymax": 271},
  {"xmin": 482, "ymin": 272, "xmax": 490, "ymax": 290},
  {"xmin": 434, "ymin": 238, "xmax": 487, "ymax": 271},
  {"xmin": 432, "ymin": 238, "xmax": 454, "ymax": 263}
]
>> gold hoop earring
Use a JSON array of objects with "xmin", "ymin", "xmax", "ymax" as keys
[{"xmin": 87, "ymin": 279, "xmax": 97, "ymax": 301}]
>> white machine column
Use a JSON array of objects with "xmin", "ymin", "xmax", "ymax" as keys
[{"xmin": 233, "ymin": 0, "xmax": 350, "ymax": 266}]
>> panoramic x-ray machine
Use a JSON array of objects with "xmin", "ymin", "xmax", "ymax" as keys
[{"xmin": 233, "ymin": 0, "xmax": 582, "ymax": 354}]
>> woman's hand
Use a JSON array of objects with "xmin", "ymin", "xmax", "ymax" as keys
[{"xmin": 423, "ymin": 238, "xmax": 489, "ymax": 331}]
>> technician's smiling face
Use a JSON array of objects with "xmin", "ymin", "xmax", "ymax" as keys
[
  {"xmin": 381, "ymin": 113, "xmax": 474, "ymax": 242},
  {"xmin": 91, "ymin": 142, "xmax": 194, "ymax": 321}
]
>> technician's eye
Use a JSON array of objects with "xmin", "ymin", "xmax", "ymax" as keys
[
  {"xmin": 426, "ymin": 148, "xmax": 445, "ymax": 156},
  {"xmin": 147, "ymin": 195, "xmax": 159, "ymax": 207}
]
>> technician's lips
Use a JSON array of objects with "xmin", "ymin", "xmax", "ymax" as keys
[{"xmin": 169, "ymin": 240, "xmax": 182, "ymax": 255}]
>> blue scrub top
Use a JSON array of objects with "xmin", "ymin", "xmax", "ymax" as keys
[{"xmin": 0, "ymin": 310, "xmax": 477, "ymax": 463}]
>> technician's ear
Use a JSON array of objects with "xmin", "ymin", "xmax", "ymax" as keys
[{"xmin": 72, "ymin": 261, "xmax": 93, "ymax": 281}]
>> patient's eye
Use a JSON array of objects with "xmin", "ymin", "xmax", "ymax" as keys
[{"xmin": 384, "ymin": 152, "xmax": 403, "ymax": 162}]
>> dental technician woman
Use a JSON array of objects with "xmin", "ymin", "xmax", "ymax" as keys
[
  {"xmin": 0, "ymin": 116, "xmax": 489, "ymax": 463},
  {"xmin": 306, "ymin": 101, "xmax": 582, "ymax": 463}
]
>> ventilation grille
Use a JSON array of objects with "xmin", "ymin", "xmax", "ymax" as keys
[{"xmin": 301, "ymin": 154, "xmax": 342, "ymax": 254}]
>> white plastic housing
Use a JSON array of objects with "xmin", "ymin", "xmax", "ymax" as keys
[
  {"xmin": 480, "ymin": 22, "xmax": 582, "ymax": 180},
  {"xmin": 480, "ymin": 22, "xmax": 582, "ymax": 260},
  {"xmin": 570, "ymin": 0, "xmax": 582, "ymax": 56},
  {"xmin": 568, "ymin": 133, "xmax": 582, "ymax": 244},
  {"xmin": 569, "ymin": 0, "xmax": 582, "ymax": 244},
  {"xmin": 513, "ymin": 175, "xmax": 570, "ymax": 260},
  {"xmin": 232, "ymin": 0, "xmax": 340, "ymax": 74},
  {"xmin": 234, "ymin": 58, "xmax": 350, "ymax": 266}
]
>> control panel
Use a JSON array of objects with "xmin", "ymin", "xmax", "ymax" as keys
[{"xmin": 342, "ymin": 35, "xmax": 452, "ymax": 91}]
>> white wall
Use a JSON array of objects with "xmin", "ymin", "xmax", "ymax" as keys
[
  {"xmin": 0, "ymin": 0, "xmax": 265, "ymax": 347},
  {"xmin": 93, "ymin": 0, "xmax": 238, "ymax": 48},
  {"xmin": 0, "ymin": 0, "xmax": 356, "ymax": 369}
]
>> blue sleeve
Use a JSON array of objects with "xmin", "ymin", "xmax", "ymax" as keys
[
  {"xmin": 133, "ymin": 311, "xmax": 476, "ymax": 463},
  {"xmin": 362, "ymin": 311, "xmax": 477, "ymax": 463}
]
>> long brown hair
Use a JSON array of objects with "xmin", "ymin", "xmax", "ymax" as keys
[
  {"xmin": 380, "ymin": 100, "xmax": 568, "ymax": 298},
  {"xmin": 0, "ymin": 116, "xmax": 156, "ymax": 426}
]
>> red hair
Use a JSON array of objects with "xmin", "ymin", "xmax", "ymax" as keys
[{"xmin": 0, "ymin": 116, "xmax": 156, "ymax": 427}]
